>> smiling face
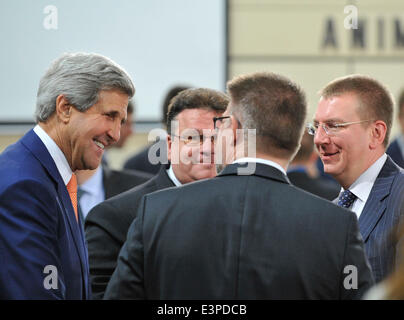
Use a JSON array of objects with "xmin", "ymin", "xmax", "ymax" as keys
[
  {"xmin": 313, "ymin": 93, "xmax": 377, "ymax": 188},
  {"xmin": 168, "ymin": 108, "xmax": 221, "ymax": 184},
  {"xmin": 65, "ymin": 89, "xmax": 129, "ymax": 171}
]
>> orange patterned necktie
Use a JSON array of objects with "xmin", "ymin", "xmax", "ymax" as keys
[{"xmin": 66, "ymin": 173, "xmax": 79, "ymax": 222}]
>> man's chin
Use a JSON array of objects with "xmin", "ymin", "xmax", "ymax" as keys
[
  {"xmin": 191, "ymin": 166, "xmax": 217, "ymax": 179},
  {"xmin": 81, "ymin": 158, "xmax": 102, "ymax": 171},
  {"xmin": 323, "ymin": 164, "xmax": 339, "ymax": 178}
]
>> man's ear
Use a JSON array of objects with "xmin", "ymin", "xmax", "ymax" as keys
[
  {"xmin": 231, "ymin": 115, "xmax": 240, "ymax": 144},
  {"xmin": 369, "ymin": 120, "xmax": 387, "ymax": 149},
  {"xmin": 55, "ymin": 94, "xmax": 73, "ymax": 123},
  {"xmin": 167, "ymin": 135, "xmax": 172, "ymax": 162}
]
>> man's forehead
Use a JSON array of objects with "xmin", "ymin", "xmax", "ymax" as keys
[
  {"xmin": 315, "ymin": 94, "xmax": 360, "ymax": 121},
  {"xmin": 176, "ymin": 108, "xmax": 221, "ymax": 128}
]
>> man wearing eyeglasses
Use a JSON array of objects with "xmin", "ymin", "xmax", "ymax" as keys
[
  {"xmin": 312, "ymin": 74, "xmax": 404, "ymax": 283},
  {"xmin": 104, "ymin": 72, "xmax": 373, "ymax": 300},
  {"xmin": 85, "ymin": 88, "xmax": 228, "ymax": 298}
]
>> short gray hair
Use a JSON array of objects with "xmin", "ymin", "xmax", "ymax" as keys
[{"xmin": 35, "ymin": 52, "xmax": 135, "ymax": 122}]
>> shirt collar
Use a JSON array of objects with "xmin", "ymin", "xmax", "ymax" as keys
[
  {"xmin": 33, "ymin": 124, "xmax": 72, "ymax": 185},
  {"xmin": 166, "ymin": 165, "xmax": 183, "ymax": 187},
  {"xmin": 233, "ymin": 157, "xmax": 287, "ymax": 176},
  {"xmin": 80, "ymin": 166, "xmax": 104, "ymax": 196},
  {"xmin": 345, "ymin": 153, "xmax": 387, "ymax": 202}
]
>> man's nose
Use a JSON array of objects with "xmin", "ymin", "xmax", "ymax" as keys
[
  {"xmin": 201, "ymin": 135, "xmax": 215, "ymax": 153},
  {"xmin": 313, "ymin": 125, "xmax": 330, "ymax": 146},
  {"xmin": 108, "ymin": 122, "xmax": 121, "ymax": 143}
]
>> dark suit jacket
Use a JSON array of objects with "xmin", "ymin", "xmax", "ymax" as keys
[
  {"xmin": 104, "ymin": 163, "xmax": 373, "ymax": 300},
  {"xmin": 357, "ymin": 156, "xmax": 404, "ymax": 283},
  {"xmin": 386, "ymin": 138, "xmax": 404, "ymax": 169},
  {"xmin": 0, "ymin": 129, "xmax": 90, "ymax": 299},
  {"xmin": 288, "ymin": 169, "xmax": 340, "ymax": 201},
  {"xmin": 102, "ymin": 166, "xmax": 152, "ymax": 199},
  {"xmin": 85, "ymin": 165, "xmax": 174, "ymax": 299}
]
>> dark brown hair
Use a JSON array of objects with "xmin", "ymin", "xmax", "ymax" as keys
[
  {"xmin": 127, "ymin": 99, "xmax": 134, "ymax": 114},
  {"xmin": 162, "ymin": 85, "xmax": 191, "ymax": 125},
  {"xmin": 292, "ymin": 131, "xmax": 314, "ymax": 162},
  {"xmin": 166, "ymin": 88, "xmax": 228, "ymax": 134}
]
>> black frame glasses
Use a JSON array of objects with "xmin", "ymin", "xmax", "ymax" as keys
[{"xmin": 213, "ymin": 116, "xmax": 231, "ymax": 130}]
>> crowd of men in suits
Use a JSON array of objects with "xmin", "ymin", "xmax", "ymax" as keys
[{"xmin": 1, "ymin": 52, "xmax": 404, "ymax": 299}]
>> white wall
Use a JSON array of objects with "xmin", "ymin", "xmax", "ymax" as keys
[{"xmin": 0, "ymin": 0, "xmax": 226, "ymax": 122}]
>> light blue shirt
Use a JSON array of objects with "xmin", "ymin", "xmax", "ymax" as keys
[
  {"xmin": 79, "ymin": 166, "xmax": 105, "ymax": 219},
  {"xmin": 166, "ymin": 165, "xmax": 182, "ymax": 187}
]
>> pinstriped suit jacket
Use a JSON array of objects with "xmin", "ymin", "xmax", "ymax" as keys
[{"xmin": 358, "ymin": 156, "xmax": 404, "ymax": 283}]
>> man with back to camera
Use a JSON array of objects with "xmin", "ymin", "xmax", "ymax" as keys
[
  {"xmin": 85, "ymin": 88, "xmax": 228, "ymax": 298},
  {"xmin": 104, "ymin": 72, "xmax": 373, "ymax": 299},
  {"xmin": 312, "ymin": 74, "xmax": 404, "ymax": 283},
  {"xmin": 0, "ymin": 52, "xmax": 134, "ymax": 299}
]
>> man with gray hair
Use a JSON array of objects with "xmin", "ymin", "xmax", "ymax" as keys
[{"xmin": 0, "ymin": 52, "xmax": 134, "ymax": 299}]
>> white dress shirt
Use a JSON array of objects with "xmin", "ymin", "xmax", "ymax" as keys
[
  {"xmin": 233, "ymin": 157, "xmax": 287, "ymax": 176},
  {"xmin": 341, "ymin": 153, "xmax": 387, "ymax": 219},
  {"xmin": 166, "ymin": 165, "xmax": 183, "ymax": 187},
  {"xmin": 33, "ymin": 125, "xmax": 72, "ymax": 185},
  {"xmin": 78, "ymin": 166, "xmax": 105, "ymax": 219}
]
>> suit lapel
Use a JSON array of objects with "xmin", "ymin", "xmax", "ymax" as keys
[
  {"xmin": 21, "ymin": 129, "xmax": 89, "ymax": 297},
  {"xmin": 358, "ymin": 157, "xmax": 398, "ymax": 242},
  {"xmin": 155, "ymin": 163, "xmax": 176, "ymax": 189}
]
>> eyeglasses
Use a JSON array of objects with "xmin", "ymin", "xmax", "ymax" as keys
[
  {"xmin": 172, "ymin": 133, "xmax": 216, "ymax": 146},
  {"xmin": 307, "ymin": 120, "xmax": 373, "ymax": 136},
  {"xmin": 213, "ymin": 116, "xmax": 231, "ymax": 130}
]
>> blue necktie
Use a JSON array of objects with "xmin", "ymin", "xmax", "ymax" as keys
[{"xmin": 337, "ymin": 189, "xmax": 357, "ymax": 208}]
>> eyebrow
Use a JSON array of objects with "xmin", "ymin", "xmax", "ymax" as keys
[
  {"xmin": 104, "ymin": 110, "xmax": 127, "ymax": 124},
  {"xmin": 313, "ymin": 118, "xmax": 345, "ymax": 124}
]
